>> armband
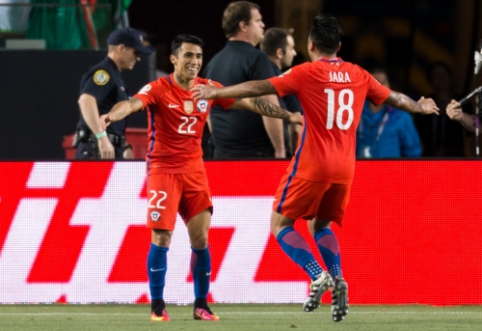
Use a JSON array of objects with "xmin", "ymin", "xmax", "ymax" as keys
[{"xmin": 95, "ymin": 131, "xmax": 107, "ymax": 139}]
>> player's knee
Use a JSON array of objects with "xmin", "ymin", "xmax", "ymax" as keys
[
  {"xmin": 152, "ymin": 229, "xmax": 172, "ymax": 247},
  {"xmin": 190, "ymin": 232, "xmax": 208, "ymax": 250}
]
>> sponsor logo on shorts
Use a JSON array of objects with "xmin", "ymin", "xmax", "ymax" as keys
[{"xmin": 150, "ymin": 210, "xmax": 161, "ymax": 221}]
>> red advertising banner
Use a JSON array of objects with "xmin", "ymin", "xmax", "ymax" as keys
[{"xmin": 0, "ymin": 161, "xmax": 481, "ymax": 305}]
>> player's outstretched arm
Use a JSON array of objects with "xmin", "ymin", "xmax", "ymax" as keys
[
  {"xmin": 99, "ymin": 98, "xmax": 144, "ymax": 131},
  {"xmin": 384, "ymin": 91, "xmax": 439, "ymax": 115},
  {"xmin": 233, "ymin": 98, "xmax": 303, "ymax": 125},
  {"xmin": 191, "ymin": 80, "xmax": 276, "ymax": 100}
]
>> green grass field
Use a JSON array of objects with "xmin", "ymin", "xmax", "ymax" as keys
[{"xmin": 0, "ymin": 304, "xmax": 481, "ymax": 331}]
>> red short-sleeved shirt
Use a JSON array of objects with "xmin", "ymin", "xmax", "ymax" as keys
[
  {"xmin": 268, "ymin": 58, "xmax": 391, "ymax": 184},
  {"xmin": 133, "ymin": 74, "xmax": 235, "ymax": 174}
]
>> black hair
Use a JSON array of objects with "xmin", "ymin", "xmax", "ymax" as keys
[
  {"xmin": 260, "ymin": 27, "xmax": 290, "ymax": 56},
  {"xmin": 309, "ymin": 14, "xmax": 343, "ymax": 53},
  {"xmin": 171, "ymin": 34, "xmax": 204, "ymax": 56}
]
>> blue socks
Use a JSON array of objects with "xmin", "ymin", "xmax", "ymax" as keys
[
  {"xmin": 191, "ymin": 246, "xmax": 211, "ymax": 299},
  {"xmin": 314, "ymin": 228, "xmax": 342, "ymax": 279},
  {"xmin": 147, "ymin": 243, "xmax": 168, "ymax": 300},
  {"xmin": 277, "ymin": 227, "xmax": 323, "ymax": 280}
]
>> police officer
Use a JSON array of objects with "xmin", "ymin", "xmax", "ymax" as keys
[{"xmin": 74, "ymin": 27, "xmax": 153, "ymax": 159}]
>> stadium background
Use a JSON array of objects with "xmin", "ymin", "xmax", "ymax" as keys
[{"xmin": 1, "ymin": 0, "xmax": 482, "ymax": 307}]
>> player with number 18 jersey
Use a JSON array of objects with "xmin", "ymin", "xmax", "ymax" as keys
[{"xmin": 268, "ymin": 58, "xmax": 390, "ymax": 224}]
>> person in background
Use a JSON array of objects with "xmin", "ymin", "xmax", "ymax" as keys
[
  {"xmin": 446, "ymin": 99, "xmax": 480, "ymax": 134},
  {"xmin": 414, "ymin": 62, "xmax": 466, "ymax": 157},
  {"xmin": 356, "ymin": 68, "xmax": 421, "ymax": 158},
  {"xmin": 261, "ymin": 27, "xmax": 303, "ymax": 157},
  {"xmin": 99, "ymin": 34, "xmax": 301, "ymax": 322},
  {"xmin": 203, "ymin": 1, "xmax": 285, "ymax": 159},
  {"xmin": 74, "ymin": 27, "xmax": 153, "ymax": 159},
  {"xmin": 191, "ymin": 14, "xmax": 439, "ymax": 322}
]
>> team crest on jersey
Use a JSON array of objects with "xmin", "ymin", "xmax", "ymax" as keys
[
  {"xmin": 150, "ymin": 210, "xmax": 161, "ymax": 222},
  {"xmin": 184, "ymin": 100, "xmax": 194, "ymax": 114},
  {"xmin": 197, "ymin": 99, "xmax": 209, "ymax": 113},
  {"xmin": 93, "ymin": 69, "xmax": 110, "ymax": 85},
  {"xmin": 138, "ymin": 84, "xmax": 152, "ymax": 95}
]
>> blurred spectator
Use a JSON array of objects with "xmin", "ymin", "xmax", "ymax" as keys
[
  {"xmin": 260, "ymin": 27, "xmax": 303, "ymax": 157},
  {"xmin": 356, "ymin": 68, "xmax": 421, "ymax": 158},
  {"xmin": 74, "ymin": 27, "xmax": 153, "ymax": 159},
  {"xmin": 446, "ymin": 99, "xmax": 479, "ymax": 134},
  {"xmin": 138, "ymin": 29, "xmax": 168, "ymax": 78},
  {"xmin": 414, "ymin": 62, "xmax": 466, "ymax": 157},
  {"xmin": 203, "ymin": 1, "xmax": 284, "ymax": 159}
]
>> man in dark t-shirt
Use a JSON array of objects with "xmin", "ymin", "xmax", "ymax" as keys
[
  {"xmin": 260, "ymin": 27, "xmax": 303, "ymax": 157},
  {"xmin": 203, "ymin": 1, "xmax": 285, "ymax": 159}
]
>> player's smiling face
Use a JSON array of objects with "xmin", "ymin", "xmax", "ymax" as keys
[{"xmin": 171, "ymin": 43, "xmax": 203, "ymax": 82}]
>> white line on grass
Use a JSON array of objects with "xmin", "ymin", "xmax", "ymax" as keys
[{"xmin": 0, "ymin": 311, "xmax": 481, "ymax": 316}]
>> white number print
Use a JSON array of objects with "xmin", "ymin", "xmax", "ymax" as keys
[
  {"xmin": 148, "ymin": 190, "xmax": 168, "ymax": 209},
  {"xmin": 178, "ymin": 116, "xmax": 197, "ymax": 134},
  {"xmin": 324, "ymin": 88, "xmax": 354, "ymax": 130}
]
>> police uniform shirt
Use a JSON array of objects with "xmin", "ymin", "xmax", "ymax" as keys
[
  {"xmin": 77, "ymin": 57, "xmax": 127, "ymax": 136},
  {"xmin": 203, "ymin": 41, "xmax": 278, "ymax": 153}
]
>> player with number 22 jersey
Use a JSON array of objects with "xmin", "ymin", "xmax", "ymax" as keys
[{"xmin": 134, "ymin": 75, "xmax": 234, "ymax": 175}]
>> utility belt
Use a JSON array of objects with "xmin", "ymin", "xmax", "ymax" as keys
[{"xmin": 73, "ymin": 129, "xmax": 125, "ymax": 148}]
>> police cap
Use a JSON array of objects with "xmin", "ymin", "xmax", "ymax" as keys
[{"xmin": 107, "ymin": 27, "xmax": 154, "ymax": 54}]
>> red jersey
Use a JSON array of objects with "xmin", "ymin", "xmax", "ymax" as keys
[
  {"xmin": 268, "ymin": 58, "xmax": 390, "ymax": 184},
  {"xmin": 133, "ymin": 74, "xmax": 235, "ymax": 174}
]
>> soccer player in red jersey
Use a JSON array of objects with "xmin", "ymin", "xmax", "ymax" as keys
[
  {"xmin": 192, "ymin": 15, "xmax": 439, "ymax": 322},
  {"xmin": 99, "ymin": 34, "xmax": 301, "ymax": 322}
]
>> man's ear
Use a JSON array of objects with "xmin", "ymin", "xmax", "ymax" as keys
[
  {"xmin": 239, "ymin": 20, "xmax": 247, "ymax": 32},
  {"xmin": 276, "ymin": 48, "xmax": 283, "ymax": 59},
  {"xmin": 308, "ymin": 39, "xmax": 315, "ymax": 52},
  {"xmin": 337, "ymin": 42, "xmax": 341, "ymax": 52},
  {"xmin": 170, "ymin": 54, "xmax": 176, "ymax": 65}
]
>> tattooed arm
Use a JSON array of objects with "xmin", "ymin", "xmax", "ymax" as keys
[
  {"xmin": 191, "ymin": 80, "xmax": 276, "ymax": 100},
  {"xmin": 232, "ymin": 97, "xmax": 303, "ymax": 125},
  {"xmin": 384, "ymin": 91, "xmax": 439, "ymax": 115},
  {"xmin": 99, "ymin": 98, "xmax": 144, "ymax": 131}
]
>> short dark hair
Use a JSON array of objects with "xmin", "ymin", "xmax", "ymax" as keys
[
  {"xmin": 222, "ymin": 1, "xmax": 260, "ymax": 39},
  {"xmin": 261, "ymin": 27, "xmax": 290, "ymax": 56},
  {"xmin": 171, "ymin": 34, "xmax": 204, "ymax": 56},
  {"xmin": 309, "ymin": 14, "xmax": 343, "ymax": 53}
]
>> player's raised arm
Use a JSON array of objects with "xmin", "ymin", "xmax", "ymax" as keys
[
  {"xmin": 99, "ymin": 97, "xmax": 144, "ymax": 131},
  {"xmin": 232, "ymin": 97, "xmax": 303, "ymax": 125},
  {"xmin": 384, "ymin": 91, "xmax": 440, "ymax": 115},
  {"xmin": 191, "ymin": 80, "xmax": 276, "ymax": 100}
]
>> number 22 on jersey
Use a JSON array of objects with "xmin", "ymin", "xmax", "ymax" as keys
[
  {"xmin": 178, "ymin": 116, "xmax": 197, "ymax": 134},
  {"xmin": 324, "ymin": 88, "xmax": 354, "ymax": 130}
]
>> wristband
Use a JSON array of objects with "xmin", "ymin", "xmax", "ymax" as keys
[{"xmin": 95, "ymin": 131, "xmax": 107, "ymax": 139}]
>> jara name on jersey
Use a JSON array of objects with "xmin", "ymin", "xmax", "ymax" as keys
[{"xmin": 329, "ymin": 71, "xmax": 351, "ymax": 83}]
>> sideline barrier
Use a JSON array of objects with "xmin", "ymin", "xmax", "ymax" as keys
[{"xmin": 0, "ymin": 161, "xmax": 481, "ymax": 304}]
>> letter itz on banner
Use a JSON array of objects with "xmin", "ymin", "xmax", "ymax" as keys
[{"xmin": 0, "ymin": 161, "xmax": 481, "ymax": 305}]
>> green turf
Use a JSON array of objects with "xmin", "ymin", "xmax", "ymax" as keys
[{"xmin": 0, "ymin": 304, "xmax": 481, "ymax": 331}]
